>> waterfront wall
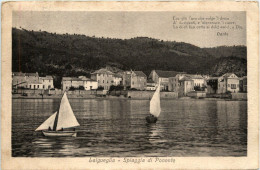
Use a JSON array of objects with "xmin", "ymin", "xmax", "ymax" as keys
[
  {"xmin": 206, "ymin": 93, "xmax": 231, "ymax": 99},
  {"xmin": 13, "ymin": 89, "xmax": 106, "ymax": 95},
  {"xmin": 127, "ymin": 91, "xmax": 178, "ymax": 99},
  {"xmin": 232, "ymin": 93, "xmax": 247, "ymax": 100},
  {"xmin": 12, "ymin": 89, "xmax": 107, "ymax": 99},
  {"xmin": 187, "ymin": 91, "xmax": 206, "ymax": 98}
]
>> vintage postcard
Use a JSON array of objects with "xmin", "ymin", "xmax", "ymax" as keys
[{"xmin": 1, "ymin": 1, "xmax": 259, "ymax": 169}]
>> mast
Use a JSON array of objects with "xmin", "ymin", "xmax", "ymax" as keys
[{"xmin": 52, "ymin": 110, "xmax": 59, "ymax": 131}]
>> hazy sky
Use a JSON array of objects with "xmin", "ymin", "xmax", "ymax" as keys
[{"xmin": 13, "ymin": 11, "xmax": 246, "ymax": 47}]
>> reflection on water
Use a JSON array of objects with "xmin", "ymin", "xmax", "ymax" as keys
[{"xmin": 12, "ymin": 99, "xmax": 247, "ymax": 157}]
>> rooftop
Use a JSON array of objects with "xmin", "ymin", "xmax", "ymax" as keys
[
  {"xmin": 133, "ymin": 71, "xmax": 147, "ymax": 77},
  {"xmin": 91, "ymin": 68, "xmax": 114, "ymax": 75},
  {"xmin": 179, "ymin": 76, "xmax": 193, "ymax": 81},
  {"xmin": 13, "ymin": 72, "xmax": 39, "ymax": 77},
  {"xmin": 62, "ymin": 76, "xmax": 96, "ymax": 81},
  {"xmin": 62, "ymin": 77, "xmax": 83, "ymax": 81},
  {"xmin": 154, "ymin": 70, "xmax": 185, "ymax": 78},
  {"xmin": 41, "ymin": 76, "xmax": 53, "ymax": 80},
  {"xmin": 189, "ymin": 74, "xmax": 204, "ymax": 79},
  {"xmin": 222, "ymin": 73, "xmax": 238, "ymax": 78}
]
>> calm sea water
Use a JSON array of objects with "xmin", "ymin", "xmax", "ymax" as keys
[{"xmin": 12, "ymin": 98, "xmax": 247, "ymax": 157}]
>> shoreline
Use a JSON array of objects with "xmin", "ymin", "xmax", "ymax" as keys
[{"xmin": 12, "ymin": 95, "xmax": 247, "ymax": 101}]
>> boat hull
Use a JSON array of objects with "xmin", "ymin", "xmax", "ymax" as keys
[
  {"xmin": 42, "ymin": 131, "xmax": 77, "ymax": 137},
  {"xmin": 146, "ymin": 115, "xmax": 158, "ymax": 123}
]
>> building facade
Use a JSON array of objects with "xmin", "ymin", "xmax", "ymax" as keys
[
  {"xmin": 62, "ymin": 77, "xmax": 84, "ymax": 90},
  {"xmin": 114, "ymin": 74, "xmax": 123, "ymax": 86},
  {"xmin": 190, "ymin": 75, "xmax": 206, "ymax": 87},
  {"xmin": 91, "ymin": 68, "xmax": 115, "ymax": 90},
  {"xmin": 146, "ymin": 79, "xmax": 156, "ymax": 91},
  {"xmin": 123, "ymin": 71, "xmax": 132, "ymax": 89},
  {"xmin": 131, "ymin": 71, "xmax": 147, "ymax": 90},
  {"xmin": 12, "ymin": 72, "xmax": 54, "ymax": 90},
  {"xmin": 217, "ymin": 73, "xmax": 240, "ymax": 93},
  {"xmin": 62, "ymin": 76, "xmax": 98, "ymax": 91},
  {"xmin": 12, "ymin": 72, "xmax": 28, "ymax": 88},
  {"xmin": 91, "ymin": 68, "xmax": 123, "ymax": 90},
  {"xmin": 84, "ymin": 80, "xmax": 98, "ymax": 90},
  {"xmin": 168, "ymin": 74, "xmax": 186, "ymax": 92},
  {"xmin": 40, "ymin": 76, "xmax": 54, "ymax": 89},
  {"xmin": 149, "ymin": 70, "xmax": 185, "ymax": 91},
  {"xmin": 178, "ymin": 77, "xmax": 194, "ymax": 97}
]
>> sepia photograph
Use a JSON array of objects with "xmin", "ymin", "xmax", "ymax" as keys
[
  {"xmin": 11, "ymin": 10, "xmax": 248, "ymax": 157},
  {"xmin": 1, "ymin": 1, "xmax": 259, "ymax": 169}
]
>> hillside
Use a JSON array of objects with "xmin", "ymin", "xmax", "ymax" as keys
[
  {"xmin": 204, "ymin": 46, "xmax": 247, "ymax": 59},
  {"xmin": 211, "ymin": 56, "xmax": 247, "ymax": 77},
  {"xmin": 12, "ymin": 28, "xmax": 247, "ymax": 85}
]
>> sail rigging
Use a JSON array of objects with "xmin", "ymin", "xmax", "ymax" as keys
[{"xmin": 149, "ymin": 83, "xmax": 161, "ymax": 117}]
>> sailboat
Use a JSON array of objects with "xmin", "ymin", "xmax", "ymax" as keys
[
  {"xmin": 35, "ymin": 92, "xmax": 80, "ymax": 137},
  {"xmin": 146, "ymin": 82, "xmax": 161, "ymax": 123}
]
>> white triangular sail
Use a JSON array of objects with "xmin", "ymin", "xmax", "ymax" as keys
[
  {"xmin": 150, "ymin": 84, "xmax": 161, "ymax": 117},
  {"xmin": 35, "ymin": 112, "xmax": 57, "ymax": 131},
  {"xmin": 56, "ymin": 92, "xmax": 80, "ymax": 130}
]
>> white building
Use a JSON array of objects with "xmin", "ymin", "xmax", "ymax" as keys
[
  {"xmin": 62, "ymin": 76, "xmax": 98, "ymax": 91},
  {"xmin": 91, "ymin": 68, "xmax": 123, "ymax": 90},
  {"xmin": 40, "ymin": 76, "xmax": 54, "ymax": 89},
  {"xmin": 12, "ymin": 72, "xmax": 54, "ymax": 90},
  {"xmin": 114, "ymin": 74, "xmax": 123, "ymax": 86},
  {"xmin": 190, "ymin": 75, "xmax": 205, "ymax": 87},
  {"xmin": 81, "ymin": 77, "xmax": 98, "ymax": 90},
  {"xmin": 217, "ymin": 73, "xmax": 240, "ymax": 93},
  {"xmin": 146, "ymin": 79, "xmax": 156, "ymax": 91}
]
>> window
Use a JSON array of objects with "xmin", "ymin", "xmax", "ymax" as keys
[
  {"xmin": 231, "ymin": 84, "xmax": 236, "ymax": 89},
  {"xmin": 228, "ymin": 84, "xmax": 230, "ymax": 87},
  {"xmin": 90, "ymin": 86, "xmax": 92, "ymax": 90},
  {"xmin": 37, "ymin": 85, "xmax": 39, "ymax": 88},
  {"xmin": 43, "ymin": 85, "xmax": 45, "ymax": 89},
  {"xmin": 103, "ymin": 80, "xmax": 104, "ymax": 83},
  {"xmin": 34, "ymin": 85, "xmax": 36, "ymax": 89}
]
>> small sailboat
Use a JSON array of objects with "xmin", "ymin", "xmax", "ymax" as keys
[
  {"xmin": 146, "ymin": 82, "xmax": 161, "ymax": 123},
  {"xmin": 35, "ymin": 92, "xmax": 80, "ymax": 137}
]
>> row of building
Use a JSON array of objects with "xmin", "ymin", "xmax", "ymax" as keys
[
  {"xmin": 12, "ymin": 72, "xmax": 54, "ymax": 90},
  {"xmin": 12, "ymin": 69, "xmax": 247, "ymax": 96}
]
